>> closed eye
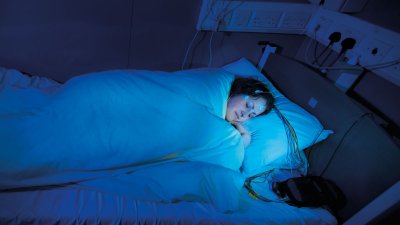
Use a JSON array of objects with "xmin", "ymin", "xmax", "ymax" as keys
[{"xmin": 246, "ymin": 101, "xmax": 254, "ymax": 109}]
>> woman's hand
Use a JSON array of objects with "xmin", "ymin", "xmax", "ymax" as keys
[{"xmin": 233, "ymin": 123, "xmax": 251, "ymax": 147}]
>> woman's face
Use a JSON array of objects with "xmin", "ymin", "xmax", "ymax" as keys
[{"xmin": 226, "ymin": 94, "xmax": 267, "ymax": 123}]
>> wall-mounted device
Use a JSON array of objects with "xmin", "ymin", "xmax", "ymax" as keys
[
  {"xmin": 308, "ymin": 0, "xmax": 369, "ymax": 13},
  {"xmin": 197, "ymin": 0, "xmax": 317, "ymax": 34},
  {"xmin": 197, "ymin": 0, "xmax": 400, "ymax": 87},
  {"xmin": 306, "ymin": 9, "xmax": 400, "ymax": 87}
]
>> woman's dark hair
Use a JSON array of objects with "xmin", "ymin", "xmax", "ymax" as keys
[
  {"xmin": 229, "ymin": 77, "xmax": 275, "ymax": 115},
  {"xmin": 231, "ymin": 78, "xmax": 305, "ymax": 172}
]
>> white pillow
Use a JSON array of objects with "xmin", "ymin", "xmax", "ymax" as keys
[{"xmin": 223, "ymin": 58, "xmax": 333, "ymax": 177}]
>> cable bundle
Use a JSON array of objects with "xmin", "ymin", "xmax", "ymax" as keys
[{"xmin": 273, "ymin": 106, "xmax": 307, "ymax": 174}]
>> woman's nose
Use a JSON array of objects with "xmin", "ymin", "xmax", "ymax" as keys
[{"xmin": 241, "ymin": 110, "xmax": 250, "ymax": 118}]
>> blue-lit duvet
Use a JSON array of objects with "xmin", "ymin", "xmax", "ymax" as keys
[
  {"xmin": 0, "ymin": 68, "xmax": 337, "ymax": 224},
  {"xmin": 0, "ymin": 69, "xmax": 244, "ymax": 190}
]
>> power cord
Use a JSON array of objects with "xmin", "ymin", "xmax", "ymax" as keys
[
  {"xmin": 312, "ymin": 27, "xmax": 323, "ymax": 66},
  {"xmin": 281, "ymin": 49, "xmax": 400, "ymax": 75},
  {"xmin": 312, "ymin": 32, "xmax": 342, "ymax": 66},
  {"xmin": 181, "ymin": 0, "xmax": 218, "ymax": 70},
  {"xmin": 326, "ymin": 37, "xmax": 356, "ymax": 67},
  {"xmin": 318, "ymin": 32, "xmax": 342, "ymax": 66},
  {"xmin": 189, "ymin": 0, "xmax": 241, "ymax": 69},
  {"xmin": 182, "ymin": 0, "xmax": 227, "ymax": 70},
  {"xmin": 313, "ymin": 59, "xmax": 400, "ymax": 71},
  {"xmin": 181, "ymin": 30, "xmax": 200, "ymax": 70},
  {"xmin": 306, "ymin": 128, "xmax": 326, "ymax": 165},
  {"xmin": 303, "ymin": 35, "xmax": 400, "ymax": 72},
  {"xmin": 207, "ymin": 0, "xmax": 243, "ymax": 67},
  {"xmin": 319, "ymin": 113, "xmax": 372, "ymax": 177},
  {"xmin": 208, "ymin": 31, "xmax": 215, "ymax": 67}
]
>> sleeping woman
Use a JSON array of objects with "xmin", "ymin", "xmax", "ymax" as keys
[
  {"xmin": 0, "ymin": 69, "xmax": 274, "ymax": 189},
  {"xmin": 226, "ymin": 77, "xmax": 274, "ymax": 147}
]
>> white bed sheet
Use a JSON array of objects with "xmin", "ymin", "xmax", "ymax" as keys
[
  {"xmin": 0, "ymin": 67, "xmax": 337, "ymax": 225},
  {"xmin": 0, "ymin": 187, "xmax": 336, "ymax": 225}
]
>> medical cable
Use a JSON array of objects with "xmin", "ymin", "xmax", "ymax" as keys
[
  {"xmin": 245, "ymin": 106, "xmax": 311, "ymax": 203},
  {"xmin": 244, "ymin": 168, "xmax": 291, "ymax": 203},
  {"xmin": 274, "ymin": 107, "xmax": 305, "ymax": 172},
  {"xmin": 267, "ymin": 106, "xmax": 308, "ymax": 177},
  {"xmin": 312, "ymin": 59, "xmax": 400, "ymax": 71}
]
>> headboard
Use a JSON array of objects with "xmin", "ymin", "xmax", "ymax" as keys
[{"xmin": 262, "ymin": 53, "xmax": 400, "ymax": 221}]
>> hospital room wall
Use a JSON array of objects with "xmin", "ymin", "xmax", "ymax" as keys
[
  {"xmin": 128, "ymin": 0, "xmax": 306, "ymax": 70},
  {"xmin": 293, "ymin": 0, "xmax": 400, "ymax": 142},
  {"xmin": 0, "ymin": 0, "xmax": 398, "ymax": 137},
  {"xmin": 347, "ymin": 0, "xmax": 400, "ymax": 142},
  {"xmin": 0, "ymin": 0, "xmax": 133, "ymax": 82},
  {"xmin": 295, "ymin": 37, "xmax": 400, "ymax": 144},
  {"xmin": 0, "ymin": 0, "xmax": 304, "ymax": 82}
]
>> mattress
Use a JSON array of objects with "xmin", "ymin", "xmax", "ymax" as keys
[{"xmin": 0, "ymin": 187, "xmax": 336, "ymax": 225}]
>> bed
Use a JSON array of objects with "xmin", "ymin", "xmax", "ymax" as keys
[{"xmin": 0, "ymin": 56, "xmax": 340, "ymax": 224}]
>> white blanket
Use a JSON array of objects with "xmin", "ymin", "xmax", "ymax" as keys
[{"xmin": 0, "ymin": 69, "xmax": 244, "ymax": 190}]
